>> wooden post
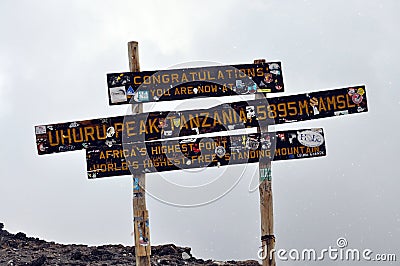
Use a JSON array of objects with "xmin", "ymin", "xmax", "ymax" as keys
[
  {"xmin": 128, "ymin": 41, "xmax": 151, "ymax": 266},
  {"xmin": 254, "ymin": 59, "xmax": 276, "ymax": 266}
]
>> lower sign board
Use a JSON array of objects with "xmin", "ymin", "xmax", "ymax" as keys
[
  {"xmin": 35, "ymin": 86, "xmax": 366, "ymax": 155},
  {"xmin": 107, "ymin": 62, "xmax": 284, "ymax": 105},
  {"xmin": 86, "ymin": 128, "xmax": 326, "ymax": 178}
]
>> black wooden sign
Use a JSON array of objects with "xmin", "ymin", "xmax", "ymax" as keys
[
  {"xmin": 86, "ymin": 128, "xmax": 326, "ymax": 178},
  {"xmin": 35, "ymin": 85, "xmax": 367, "ymax": 155},
  {"xmin": 107, "ymin": 62, "xmax": 284, "ymax": 104}
]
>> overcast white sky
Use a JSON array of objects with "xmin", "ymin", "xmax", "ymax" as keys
[{"xmin": 1, "ymin": 0, "xmax": 399, "ymax": 264}]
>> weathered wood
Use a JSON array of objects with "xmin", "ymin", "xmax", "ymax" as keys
[
  {"xmin": 129, "ymin": 41, "xmax": 151, "ymax": 266},
  {"xmin": 128, "ymin": 41, "xmax": 140, "ymax": 76},
  {"xmin": 255, "ymin": 60, "xmax": 275, "ymax": 266}
]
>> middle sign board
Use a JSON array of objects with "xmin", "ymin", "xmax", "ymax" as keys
[{"xmin": 34, "ymin": 85, "xmax": 367, "ymax": 155}]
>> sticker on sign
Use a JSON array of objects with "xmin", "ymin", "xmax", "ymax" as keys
[{"xmin": 297, "ymin": 129, "xmax": 325, "ymax": 147}]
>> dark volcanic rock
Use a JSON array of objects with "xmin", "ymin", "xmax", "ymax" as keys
[
  {"xmin": 27, "ymin": 255, "xmax": 46, "ymax": 266},
  {"xmin": 0, "ymin": 222, "xmax": 261, "ymax": 265},
  {"xmin": 15, "ymin": 232, "xmax": 27, "ymax": 239}
]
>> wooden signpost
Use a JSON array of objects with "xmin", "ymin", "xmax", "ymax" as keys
[
  {"xmin": 127, "ymin": 42, "xmax": 151, "ymax": 266},
  {"xmin": 34, "ymin": 41, "xmax": 369, "ymax": 266}
]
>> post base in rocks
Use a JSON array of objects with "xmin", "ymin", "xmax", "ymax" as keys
[{"xmin": 135, "ymin": 255, "xmax": 151, "ymax": 266}]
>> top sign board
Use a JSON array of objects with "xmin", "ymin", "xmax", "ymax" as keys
[{"xmin": 107, "ymin": 62, "xmax": 284, "ymax": 105}]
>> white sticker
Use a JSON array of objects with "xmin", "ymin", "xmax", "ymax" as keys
[
  {"xmin": 35, "ymin": 126, "xmax": 46, "ymax": 134},
  {"xmin": 334, "ymin": 110, "xmax": 349, "ymax": 116},
  {"xmin": 297, "ymin": 130, "xmax": 324, "ymax": 147},
  {"xmin": 110, "ymin": 86, "xmax": 127, "ymax": 103},
  {"xmin": 106, "ymin": 127, "xmax": 115, "ymax": 138},
  {"xmin": 69, "ymin": 122, "xmax": 79, "ymax": 128}
]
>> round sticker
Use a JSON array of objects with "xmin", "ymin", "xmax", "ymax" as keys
[
  {"xmin": 352, "ymin": 94, "xmax": 363, "ymax": 104},
  {"xmin": 215, "ymin": 146, "xmax": 226, "ymax": 158}
]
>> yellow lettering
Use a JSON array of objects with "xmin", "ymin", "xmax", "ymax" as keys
[
  {"xmin": 326, "ymin": 96, "xmax": 337, "ymax": 111},
  {"xmin": 139, "ymin": 120, "xmax": 148, "ymax": 134},
  {"xmin": 114, "ymin": 123, "xmax": 124, "ymax": 139},
  {"xmin": 298, "ymin": 100, "xmax": 309, "ymax": 115},
  {"xmin": 318, "ymin": 97, "xmax": 327, "ymax": 112},
  {"xmin": 201, "ymin": 112, "xmax": 211, "ymax": 127},
  {"xmin": 287, "ymin": 102, "xmax": 297, "ymax": 116},
  {"xmin": 84, "ymin": 127, "xmax": 95, "ymax": 142},
  {"xmin": 72, "ymin": 128, "xmax": 83, "ymax": 142},
  {"xmin": 337, "ymin": 95, "xmax": 346, "ymax": 109},
  {"xmin": 277, "ymin": 103, "xmax": 288, "ymax": 117}
]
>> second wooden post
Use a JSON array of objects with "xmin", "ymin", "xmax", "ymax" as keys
[{"xmin": 128, "ymin": 41, "xmax": 151, "ymax": 266}]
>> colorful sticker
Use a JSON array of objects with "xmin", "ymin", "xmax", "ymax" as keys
[
  {"xmin": 137, "ymin": 90, "xmax": 150, "ymax": 102},
  {"xmin": 134, "ymin": 216, "xmax": 143, "ymax": 221},
  {"xmin": 133, "ymin": 177, "xmax": 140, "ymax": 191},
  {"xmin": 110, "ymin": 73, "xmax": 131, "ymax": 86},
  {"xmin": 348, "ymin": 88, "xmax": 356, "ymax": 95},
  {"xmin": 126, "ymin": 86, "xmax": 135, "ymax": 96},
  {"xmin": 158, "ymin": 118, "xmax": 168, "ymax": 128},
  {"xmin": 260, "ymin": 167, "xmax": 271, "ymax": 182},
  {"xmin": 263, "ymin": 73, "xmax": 273, "ymax": 84},
  {"xmin": 246, "ymin": 137, "xmax": 259, "ymax": 150},
  {"xmin": 269, "ymin": 63, "xmax": 280, "ymax": 70},
  {"xmin": 173, "ymin": 118, "xmax": 181, "ymax": 128},
  {"xmin": 236, "ymin": 80, "xmax": 244, "ymax": 89},
  {"xmin": 260, "ymin": 136, "xmax": 271, "ymax": 150},
  {"xmin": 37, "ymin": 142, "xmax": 46, "ymax": 152},
  {"xmin": 357, "ymin": 87, "xmax": 365, "ymax": 96},
  {"xmin": 352, "ymin": 94, "xmax": 363, "ymax": 104},
  {"xmin": 270, "ymin": 70, "xmax": 281, "ymax": 75},
  {"xmin": 138, "ymin": 221, "xmax": 149, "ymax": 246},
  {"xmin": 247, "ymin": 84, "xmax": 257, "ymax": 94}
]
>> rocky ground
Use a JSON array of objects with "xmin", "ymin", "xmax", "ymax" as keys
[{"xmin": 0, "ymin": 223, "xmax": 260, "ymax": 266}]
